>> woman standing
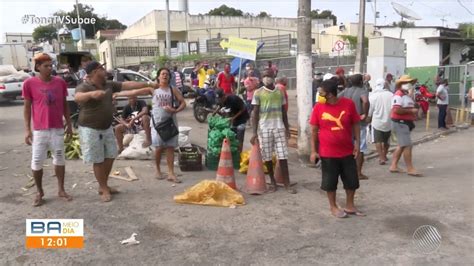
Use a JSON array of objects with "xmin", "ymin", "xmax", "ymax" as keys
[{"xmin": 115, "ymin": 68, "xmax": 186, "ymax": 182}]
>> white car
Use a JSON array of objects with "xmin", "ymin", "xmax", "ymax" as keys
[{"xmin": 0, "ymin": 65, "xmax": 30, "ymax": 102}]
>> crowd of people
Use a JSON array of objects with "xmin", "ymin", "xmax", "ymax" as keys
[{"xmin": 23, "ymin": 53, "xmax": 470, "ymax": 218}]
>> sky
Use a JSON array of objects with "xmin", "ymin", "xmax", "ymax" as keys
[{"xmin": 0, "ymin": 0, "xmax": 472, "ymax": 41}]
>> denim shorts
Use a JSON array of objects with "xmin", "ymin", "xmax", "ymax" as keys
[{"xmin": 78, "ymin": 126, "xmax": 118, "ymax": 164}]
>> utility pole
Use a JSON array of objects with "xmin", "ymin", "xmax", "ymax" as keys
[
  {"xmin": 75, "ymin": 0, "xmax": 85, "ymax": 46},
  {"xmin": 354, "ymin": 0, "xmax": 366, "ymax": 73},
  {"xmin": 165, "ymin": 0, "xmax": 171, "ymax": 57},
  {"xmin": 296, "ymin": 0, "xmax": 312, "ymax": 160}
]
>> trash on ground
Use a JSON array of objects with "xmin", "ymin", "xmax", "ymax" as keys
[
  {"xmin": 21, "ymin": 176, "xmax": 35, "ymax": 191},
  {"xmin": 72, "ymin": 183, "xmax": 77, "ymax": 189},
  {"xmin": 85, "ymin": 180, "xmax": 97, "ymax": 185},
  {"xmin": 124, "ymin": 166, "xmax": 139, "ymax": 180},
  {"xmin": 229, "ymin": 204, "xmax": 237, "ymax": 209},
  {"xmin": 427, "ymin": 166, "xmax": 434, "ymax": 169},
  {"xmin": 113, "ymin": 170, "xmax": 121, "ymax": 175},
  {"xmin": 120, "ymin": 233, "xmax": 140, "ymax": 245},
  {"xmin": 174, "ymin": 180, "xmax": 245, "ymax": 207}
]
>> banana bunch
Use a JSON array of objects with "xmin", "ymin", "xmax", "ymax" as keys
[{"xmin": 65, "ymin": 133, "xmax": 82, "ymax": 160}]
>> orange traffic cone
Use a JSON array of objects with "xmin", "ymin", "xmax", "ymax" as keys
[
  {"xmin": 244, "ymin": 143, "xmax": 267, "ymax": 195},
  {"xmin": 216, "ymin": 138, "xmax": 237, "ymax": 189}
]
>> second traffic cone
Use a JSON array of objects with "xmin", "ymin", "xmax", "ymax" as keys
[
  {"xmin": 216, "ymin": 138, "xmax": 236, "ymax": 189},
  {"xmin": 245, "ymin": 143, "xmax": 267, "ymax": 195}
]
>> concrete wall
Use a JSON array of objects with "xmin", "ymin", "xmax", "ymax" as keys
[
  {"xmin": 380, "ymin": 27, "xmax": 442, "ymax": 68},
  {"xmin": 367, "ymin": 37, "xmax": 406, "ymax": 89},
  {"xmin": 4, "ymin": 33, "xmax": 33, "ymax": 43}
]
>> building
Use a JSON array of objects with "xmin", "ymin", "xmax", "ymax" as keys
[
  {"xmin": 96, "ymin": 30, "xmax": 124, "ymax": 41},
  {"xmin": 3, "ymin": 32, "xmax": 33, "ymax": 43},
  {"xmin": 317, "ymin": 22, "xmax": 376, "ymax": 55}
]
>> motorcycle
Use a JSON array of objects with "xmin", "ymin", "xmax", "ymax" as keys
[
  {"xmin": 193, "ymin": 75, "xmax": 218, "ymax": 123},
  {"xmin": 414, "ymin": 83, "xmax": 436, "ymax": 117}
]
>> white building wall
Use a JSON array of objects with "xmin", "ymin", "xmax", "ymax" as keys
[
  {"xmin": 380, "ymin": 27, "xmax": 442, "ymax": 68},
  {"xmin": 450, "ymin": 42, "xmax": 464, "ymax": 65}
]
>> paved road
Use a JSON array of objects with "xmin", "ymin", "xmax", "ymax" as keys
[{"xmin": 0, "ymin": 98, "xmax": 473, "ymax": 264}]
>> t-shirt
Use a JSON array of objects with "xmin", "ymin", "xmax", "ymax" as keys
[
  {"xmin": 436, "ymin": 84, "xmax": 449, "ymax": 105},
  {"xmin": 369, "ymin": 88, "xmax": 393, "ymax": 132},
  {"xmin": 75, "ymin": 80, "xmax": 122, "ymax": 130},
  {"xmin": 220, "ymin": 95, "xmax": 249, "ymax": 126},
  {"xmin": 244, "ymin": 77, "xmax": 259, "ymax": 101},
  {"xmin": 309, "ymin": 97, "xmax": 360, "ymax": 158},
  {"xmin": 391, "ymin": 90, "xmax": 416, "ymax": 121},
  {"xmin": 122, "ymin": 100, "xmax": 148, "ymax": 119},
  {"xmin": 217, "ymin": 72, "xmax": 235, "ymax": 95},
  {"xmin": 276, "ymin": 84, "xmax": 289, "ymax": 112},
  {"xmin": 252, "ymin": 86, "xmax": 286, "ymax": 129},
  {"xmin": 22, "ymin": 76, "xmax": 68, "ymax": 130},
  {"xmin": 198, "ymin": 68, "xmax": 207, "ymax": 88},
  {"xmin": 339, "ymin": 86, "xmax": 369, "ymax": 126}
]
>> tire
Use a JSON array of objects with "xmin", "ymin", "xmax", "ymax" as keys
[{"xmin": 193, "ymin": 102, "xmax": 208, "ymax": 123}]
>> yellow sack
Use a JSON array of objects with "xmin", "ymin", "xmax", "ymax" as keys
[
  {"xmin": 174, "ymin": 180, "xmax": 245, "ymax": 207},
  {"xmin": 238, "ymin": 149, "xmax": 276, "ymax": 174}
]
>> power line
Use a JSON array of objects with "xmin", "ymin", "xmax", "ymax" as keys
[{"xmin": 457, "ymin": 0, "xmax": 474, "ymax": 15}]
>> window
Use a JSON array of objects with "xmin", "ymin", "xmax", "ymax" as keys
[
  {"xmin": 116, "ymin": 46, "xmax": 159, "ymax": 57},
  {"xmin": 123, "ymin": 73, "xmax": 148, "ymax": 82}
]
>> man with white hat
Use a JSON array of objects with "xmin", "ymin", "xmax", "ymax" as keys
[{"xmin": 368, "ymin": 78, "xmax": 393, "ymax": 165}]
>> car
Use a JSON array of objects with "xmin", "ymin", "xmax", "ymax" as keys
[
  {"xmin": 0, "ymin": 65, "xmax": 30, "ymax": 102},
  {"xmin": 182, "ymin": 66, "xmax": 194, "ymax": 88}
]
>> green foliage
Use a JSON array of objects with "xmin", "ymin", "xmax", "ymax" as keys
[
  {"xmin": 310, "ymin": 9, "xmax": 337, "ymax": 25},
  {"xmin": 458, "ymin": 23, "xmax": 474, "ymax": 39},
  {"xmin": 341, "ymin": 35, "xmax": 368, "ymax": 49},
  {"xmin": 256, "ymin": 11, "xmax": 271, "ymax": 18},
  {"xmin": 391, "ymin": 21, "xmax": 415, "ymax": 28},
  {"xmin": 207, "ymin": 5, "xmax": 244, "ymax": 16},
  {"xmin": 32, "ymin": 25, "xmax": 58, "ymax": 42}
]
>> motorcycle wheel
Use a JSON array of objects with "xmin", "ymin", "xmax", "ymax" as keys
[{"xmin": 193, "ymin": 102, "xmax": 208, "ymax": 123}]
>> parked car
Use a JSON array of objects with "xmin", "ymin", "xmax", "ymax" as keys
[
  {"xmin": 182, "ymin": 67, "xmax": 194, "ymax": 88},
  {"xmin": 0, "ymin": 65, "xmax": 30, "ymax": 102}
]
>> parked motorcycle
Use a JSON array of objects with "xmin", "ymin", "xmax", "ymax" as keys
[{"xmin": 193, "ymin": 75, "xmax": 218, "ymax": 123}]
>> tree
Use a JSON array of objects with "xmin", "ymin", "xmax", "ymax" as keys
[
  {"xmin": 310, "ymin": 9, "xmax": 337, "ymax": 25},
  {"xmin": 32, "ymin": 25, "xmax": 58, "ymax": 42},
  {"xmin": 458, "ymin": 23, "xmax": 474, "ymax": 38},
  {"xmin": 256, "ymin": 11, "xmax": 271, "ymax": 18},
  {"xmin": 207, "ymin": 5, "xmax": 244, "ymax": 16},
  {"xmin": 391, "ymin": 21, "xmax": 415, "ymax": 28}
]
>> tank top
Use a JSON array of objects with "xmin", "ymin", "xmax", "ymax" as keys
[{"xmin": 152, "ymin": 87, "xmax": 175, "ymax": 124}]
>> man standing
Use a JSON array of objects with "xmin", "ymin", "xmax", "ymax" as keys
[
  {"xmin": 310, "ymin": 79, "xmax": 363, "ymax": 218},
  {"xmin": 214, "ymin": 89, "xmax": 249, "ymax": 153},
  {"xmin": 363, "ymin": 73, "xmax": 372, "ymax": 92},
  {"xmin": 170, "ymin": 66, "xmax": 184, "ymax": 93},
  {"xmin": 250, "ymin": 71, "xmax": 296, "ymax": 194},
  {"xmin": 335, "ymin": 67, "xmax": 347, "ymax": 91},
  {"xmin": 216, "ymin": 63, "xmax": 235, "ymax": 95},
  {"xmin": 75, "ymin": 61, "xmax": 159, "ymax": 202},
  {"xmin": 265, "ymin": 60, "xmax": 278, "ymax": 78},
  {"xmin": 114, "ymin": 96, "xmax": 151, "ymax": 153},
  {"xmin": 384, "ymin": 73, "xmax": 395, "ymax": 93},
  {"xmin": 23, "ymin": 53, "xmax": 73, "ymax": 206},
  {"xmin": 339, "ymin": 74, "xmax": 370, "ymax": 180},
  {"xmin": 368, "ymin": 78, "xmax": 393, "ymax": 165},
  {"xmin": 436, "ymin": 79, "xmax": 449, "ymax": 130},
  {"xmin": 78, "ymin": 55, "xmax": 91, "ymax": 80},
  {"xmin": 389, "ymin": 75, "xmax": 422, "ymax": 177}
]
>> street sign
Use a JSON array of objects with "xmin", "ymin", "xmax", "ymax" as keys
[
  {"xmin": 219, "ymin": 37, "xmax": 258, "ymax": 61},
  {"xmin": 334, "ymin": 40, "xmax": 345, "ymax": 52}
]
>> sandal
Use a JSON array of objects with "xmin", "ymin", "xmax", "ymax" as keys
[
  {"xmin": 344, "ymin": 209, "xmax": 366, "ymax": 217},
  {"xmin": 332, "ymin": 209, "xmax": 348, "ymax": 218}
]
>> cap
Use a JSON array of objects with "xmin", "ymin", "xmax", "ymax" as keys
[
  {"xmin": 396, "ymin": 74, "xmax": 417, "ymax": 87},
  {"xmin": 85, "ymin": 61, "xmax": 106, "ymax": 74},
  {"xmin": 335, "ymin": 67, "xmax": 345, "ymax": 75},
  {"xmin": 323, "ymin": 73, "xmax": 334, "ymax": 81}
]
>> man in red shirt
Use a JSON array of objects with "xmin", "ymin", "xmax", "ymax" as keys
[
  {"xmin": 310, "ymin": 78, "xmax": 365, "ymax": 218},
  {"xmin": 389, "ymin": 75, "xmax": 422, "ymax": 177},
  {"xmin": 23, "ymin": 53, "xmax": 74, "ymax": 206},
  {"xmin": 216, "ymin": 63, "xmax": 235, "ymax": 95}
]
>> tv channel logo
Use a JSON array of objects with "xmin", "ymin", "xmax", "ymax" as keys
[{"xmin": 26, "ymin": 219, "xmax": 84, "ymax": 249}]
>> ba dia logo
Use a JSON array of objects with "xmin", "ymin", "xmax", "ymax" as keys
[{"xmin": 26, "ymin": 219, "xmax": 84, "ymax": 249}]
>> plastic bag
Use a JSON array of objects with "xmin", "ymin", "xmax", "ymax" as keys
[
  {"xmin": 118, "ymin": 132, "xmax": 154, "ymax": 160},
  {"xmin": 174, "ymin": 180, "xmax": 245, "ymax": 207}
]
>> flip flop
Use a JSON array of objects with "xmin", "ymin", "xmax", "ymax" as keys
[
  {"xmin": 379, "ymin": 160, "xmax": 387, "ymax": 165},
  {"xmin": 167, "ymin": 177, "xmax": 182, "ymax": 183},
  {"xmin": 389, "ymin": 168, "xmax": 406, "ymax": 173},
  {"xmin": 407, "ymin": 172, "xmax": 423, "ymax": 177},
  {"xmin": 344, "ymin": 209, "xmax": 366, "ymax": 217},
  {"xmin": 100, "ymin": 193, "xmax": 112, "ymax": 202},
  {"xmin": 332, "ymin": 209, "xmax": 348, "ymax": 218},
  {"xmin": 155, "ymin": 174, "xmax": 166, "ymax": 180}
]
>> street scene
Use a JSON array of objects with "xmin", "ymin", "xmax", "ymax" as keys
[{"xmin": 0, "ymin": 0, "xmax": 473, "ymax": 265}]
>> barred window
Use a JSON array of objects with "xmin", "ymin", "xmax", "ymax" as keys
[{"xmin": 116, "ymin": 46, "xmax": 159, "ymax": 57}]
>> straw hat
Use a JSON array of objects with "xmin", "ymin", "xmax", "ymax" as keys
[{"xmin": 395, "ymin": 75, "xmax": 417, "ymax": 87}]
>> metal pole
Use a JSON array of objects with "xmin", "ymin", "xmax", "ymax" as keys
[
  {"xmin": 296, "ymin": 0, "xmax": 312, "ymax": 159},
  {"xmin": 75, "ymin": 0, "xmax": 85, "ymax": 46},
  {"xmin": 237, "ymin": 57, "xmax": 242, "ymax": 95},
  {"xmin": 374, "ymin": 0, "xmax": 377, "ymax": 29},
  {"xmin": 184, "ymin": 3, "xmax": 189, "ymax": 55},
  {"xmin": 354, "ymin": 0, "xmax": 366, "ymax": 73},
  {"xmin": 460, "ymin": 65, "xmax": 468, "ymax": 122},
  {"xmin": 165, "ymin": 0, "xmax": 171, "ymax": 57},
  {"xmin": 137, "ymin": 38, "xmax": 141, "ymax": 66}
]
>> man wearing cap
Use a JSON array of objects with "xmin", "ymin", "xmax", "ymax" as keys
[
  {"xmin": 339, "ymin": 74, "xmax": 370, "ymax": 180},
  {"xmin": 213, "ymin": 88, "xmax": 249, "ymax": 153},
  {"xmin": 74, "ymin": 61, "xmax": 160, "ymax": 202},
  {"xmin": 23, "ymin": 53, "xmax": 73, "ymax": 206},
  {"xmin": 368, "ymin": 78, "xmax": 393, "ymax": 165},
  {"xmin": 389, "ymin": 75, "xmax": 422, "ymax": 177},
  {"xmin": 335, "ymin": 67, "xmax": 347, "ymax": 92},
  {"xmin": 250, "ymin": 70, "xmax": 296, "ymax": 194}
]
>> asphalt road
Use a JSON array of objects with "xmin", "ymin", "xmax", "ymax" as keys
[{"xmin": 0, "ymin": 99, "xmax": 473, "ymax": 265}]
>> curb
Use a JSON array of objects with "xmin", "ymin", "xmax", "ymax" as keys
[{"xmin": 365, "ymin": 125, "xmax": 469, "ymax": 161}]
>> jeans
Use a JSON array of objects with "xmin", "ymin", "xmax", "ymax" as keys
[{"xmin": 438, "ymin": 104, "xmax": 448, "ymax": 129}]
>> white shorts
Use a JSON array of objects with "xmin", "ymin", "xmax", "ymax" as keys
[
  {"xmin": 31, "ymin": 128, "xmax": 65, "ymax": 171},
  {"xmin": 258, "ymin": 128, "xmax": 288, "ymax": 161}
]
